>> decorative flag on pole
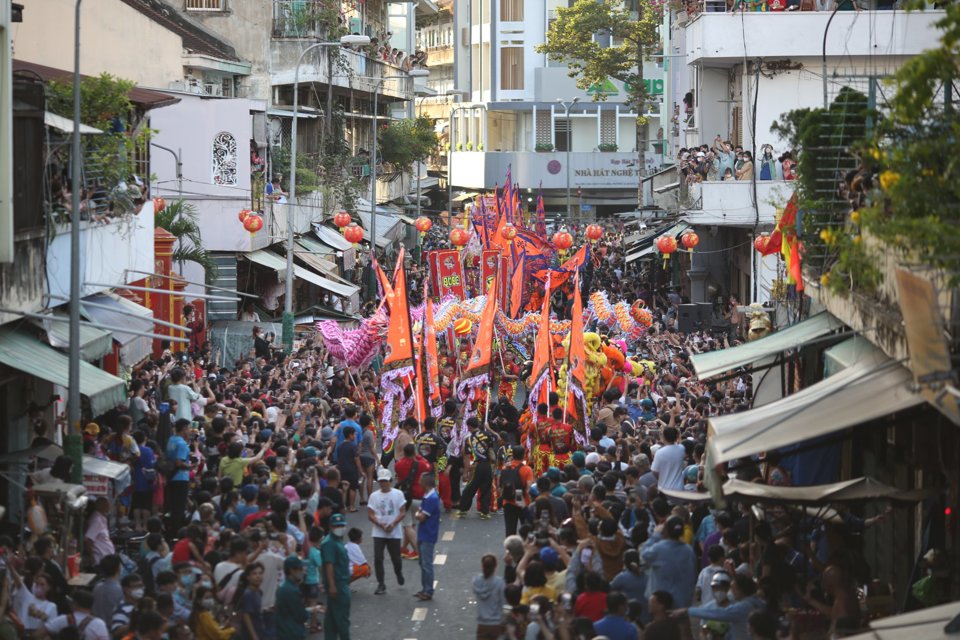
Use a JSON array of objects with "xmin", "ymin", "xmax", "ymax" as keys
[
  {"xmin": 504, "ymin": 166, "xmax": 514, "ymax": 224},
  {"xmin": 379, "ymin": 248, "xmax": 415, "ymax": 452},
  {"xmin": 535, "ymin": 183, "xmax": 547, "ymax": 238},
  {"xmin": 422, "ymin": 279, "xmax": 441, "ymax": 408},
  {"xmin": 528, "ymin": 272, "xmax": 554, "ymax": 416},
  {"xmin": 510, "ymin": 252, "xmax": 526, "ymax": 319},
  {"xmin": 566, "ymin": 269, "xmax": 588, "ymax": 447}
]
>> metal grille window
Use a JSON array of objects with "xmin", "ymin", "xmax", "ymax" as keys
[
  {"xmin": 500, "ymin": 47, "xmax": 524, "ymax": 90},
  {"xmin": 186, "ymin": 0, "xmax": 223, "ymax": 9},
  {"xmin": 500, "ymin": 0, "xmax": 524, "ymax": 21},
  {"xmin": 212, "ymin": 132, "xmax": 238, "ymax": 185}
]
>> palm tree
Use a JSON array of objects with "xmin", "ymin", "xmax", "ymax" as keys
[{"xmin": 154, "ymin": 199, "xmax": 217, "ymax": 278}]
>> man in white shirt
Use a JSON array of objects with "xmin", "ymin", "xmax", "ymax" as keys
[
  {"xmin": 650, "ymin": 426, "xmax": 687, "ymax": 491},
  {"xmin": 84, "ymin": 497, "xmax": 116, "ymax": 566},
  {"xmin": 166, "ymin": 368, "xmax": 205, "ymax": 422},
  {"xmin": 39, "ymin": 588, "xmax": 110, "ymax": 640},
  {"xmin": 367, "ymin": 468, "xmax": 407, "ymax": 595}
]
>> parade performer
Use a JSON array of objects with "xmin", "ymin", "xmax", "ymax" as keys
[
  {"xmin": 436, "ymin": 400, "xmax": 460, "ymax": 509},
  {"xmin": 547, "ymin": 407, "xmax": 574, "ymax": 470},
  {"xmin": 532, "ymin": 403, "xmax": 553, "ymax": 476}
]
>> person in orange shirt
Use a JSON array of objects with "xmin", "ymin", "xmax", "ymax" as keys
[
  {"xmin": 499, "ymin": 446, "xmax": 534, "ymax": 537},
  {"xmin": 532, "ymin": 403, "xmax": 553, "ymax": 476},
  {"xmin": 547, "ymin": 407, "xmax": 574, "ymax": 470}
]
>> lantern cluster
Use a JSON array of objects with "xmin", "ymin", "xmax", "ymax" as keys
[{"xmin": 238, "ymin": 209, "xmax": 263, "ymax": 235}]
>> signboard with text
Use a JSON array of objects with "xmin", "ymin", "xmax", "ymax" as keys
[
  {"xmin": 434, "ymin": 249, "xmax": 466, "ymax": 300},
  {"xmin": 481, "ymin": 250, "xmax": 499, "ymax": 296}
]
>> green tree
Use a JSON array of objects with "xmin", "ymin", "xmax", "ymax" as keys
[
  {"xmin": 378, "ymin": 116, "xmax": 439, "ymax": 169},
  {"xmin": 536, "ymin": 0, "xmax": 663, "ymax": 173},
  {"xmin": 155, "ymin": 199, "xmax": 217, "ymax": 277}
]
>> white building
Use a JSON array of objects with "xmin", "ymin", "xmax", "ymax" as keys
[{"xmin": 669, "ymin": 5, "xmax": 944, "ymax": 305}]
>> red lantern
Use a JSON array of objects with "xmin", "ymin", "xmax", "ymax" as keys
[
  {"xmin": 585, "ymin": 224, "xmax": 603, "ymax": 242},
  {"xmin": 238, "ymin": 209, "xmax": 252, "ymax": 223},
  {"xmin": 334, "ymin": 211, "xmax": 352, "ymax": 229},
  {"xmin": 755, "ymin": 235, "xmax": 770, "ymax": 253},
  {"xmin": 153, "ymin": 197, "xmax": 166, "ymax": 214},
  {"xmin": 450, "ymin": 228, "xmax": 469, "ymax": 247},
  {"xmin": 681, "ymin": 231, "xmax": 700, "ymax": 253},
  {"xmin": 552, "ymin": 231, "xmax": 574, "ymax": 251},
  {"xmin": 656, "ymin": 235, "xmax": 678, "ymax": 269},
  {"xmin": 501, "ymin": 223, "xmax": 518, "ymax": 243},
  {"xmin": 243, "ymin": 214, "xmax": 264, "ymax": 234},
  {"xmin": 343, "ymin": 223, "xmax": 364, "ymax": 245},
  {"xmin": 415, "ymin": 216, "xmax": 433, "ymax": 234}
]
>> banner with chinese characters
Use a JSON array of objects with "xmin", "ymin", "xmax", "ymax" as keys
[
  {"xmin": 434, "ymin": 250, "xmax": 466, "ymax": 300},
  {"xmin": 480, "ymin": 250, "xmax": 499, "ymax": 298}
]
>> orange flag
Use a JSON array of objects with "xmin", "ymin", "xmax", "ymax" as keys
[
  {"xmin": 528, "ymin": 273, "xmax": 554, "ymax": 412},
  {"xmin": 382, "ymin": 249, "xmax": 414, "ymax": 372},
  {"xmin": 423, "ymin": 280, "xmax": 441, "ymax": 404},
  {"xmin": 569, "ymin": 269, "xmax": 586, "ymax": 391},
  {"xmin": 465, "ymin": 264, "xmax": 499, "ymax": 377},
  {"xmin": 510, "ymin": 253, "xmax": 526, "ymax": 318}
]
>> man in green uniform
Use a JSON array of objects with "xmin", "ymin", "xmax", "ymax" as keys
[
  {"xmin": 276, "ymin": 556, "xmax": 310, "ymax": 639},
  {"xmin": 321, "ymin": 512, "xmax": 352, "ymax": 640}
]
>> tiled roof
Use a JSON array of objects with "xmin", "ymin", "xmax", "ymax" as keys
[
  {"xmin": 118, "ymin": 0, "xmax": 242, "ymax": 63},
  {"xmin": 12, "ymin": 59, "xmax": 180, "ymax": 109}
]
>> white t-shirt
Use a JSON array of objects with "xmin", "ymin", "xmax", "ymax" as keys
[
  {"xmin": 345, "ymin": 541, "xmax": 368, "ymax": 571},
  {"xmin": 258, "ymin": 550, "xmax": 285, "ymax": 610},
  {"xmin": 14, "ymin": 586, "xmax": 57, "ymax": 631},
  {"xmin": 650, "ymin": 443, "xmax": 686, "ymax": 491},
  {"xmin": 696, "ymin": 565, "xmax": 724, "ymax": 605},
  {"xmin": 367, "ymin": 488, "xmax": 406, "ymax": 539},
  {"xmin": 213, "ymin": 560, "xmax": 243, "ymax": 593},
  {"xmin": 45, "ymin": 611, "xmax": 110, "ymax": 640}
]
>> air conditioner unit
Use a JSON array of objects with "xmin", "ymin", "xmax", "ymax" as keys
[
  {"xmin": 203, "ymin": 83, "xmax": 223, "ymax": 97},
  {"xmin": 168, "ymin": 80, "xmax": 187, "ymax": 92}
]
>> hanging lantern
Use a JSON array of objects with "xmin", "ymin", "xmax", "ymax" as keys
[
  {"xmin": 681, "ymin": 231, "xmax": 700, "ymax": 254},
  {"xmin": 333, "ymin": 211, "xmax": 352, "ymax": 230},
  {"xmin": 153, "ymin": 197, "xmax": 166, "ymax": 214},
  {"xmin": 343, "ymin": 223, "xmax": 364, "ymax": 245},
  {"xmin": 754, "ymin": 235, "xmax": 769, "ymax": 254},
  {"xmin": 450, "ymin": 227, "xmax": 469, "ymax": 247},
  {"xmin": 656, "ymin": 235, "xmax": 678, "ymax": 269},
  {"xmin": 238, "ymin": 209, "xmax": 253, "ymax": 224},
  {"xmin": 243, "ymin": 214, "xmax": 264, "ymax": 235},
  {"xmin": 552, "ymin": 230, "xmax": 574, "ymax": 260},
  {"xmin": 415, "ymin": 216, "xmax": 433, "ymax": 234},
  {"xmin": 500, "ymin": 223, "xmax": 518, "ymax": 244},
  {"xmin": 585, "ymin": 224, "xmax": 603, "ymax": 243}
]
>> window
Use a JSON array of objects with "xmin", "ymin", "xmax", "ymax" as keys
[
  {"xmin": 212, "ymin": 132, "xmax": 238, "ymax": 185},
  {"xmin": 554, "ymin": 118, "xmax": 571, "ymax": 151},
  {"xmin": 186, "ymin": 0, "xmax": 223, "ymax": 9},
  {"xmin": 500, "ymin": 47, "xmax": 524, "ymax": 90},
  {"xmin": 500, "ymin": 0, "xmax": 524, "ymax": 21}
]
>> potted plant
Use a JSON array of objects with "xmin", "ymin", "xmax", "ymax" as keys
[
  {"xmin": 456, "ymin": 142, "xmax": 463, "ymax": 151},
  {"xmin": 535, "ymin": 142, "xmax": 554, "ymax": 152},
  {"xmin": 598, "ymin": 143, "xmax": 618, "ymax": 152},
  {"xmin": 466, "ymin": 141, "xmax": 474, "ymax": 151}
]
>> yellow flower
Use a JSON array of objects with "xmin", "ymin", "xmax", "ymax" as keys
[
  {"xmin": 819, "ymin": 229, "xmax": 835, "ymax": 245},
  {"xmin": 820, "ymin": 273, "xmax": 831, "ymax": 286},
  {"xmin": 879, "ymin": 170, "xmax": 900, "ymax": 192},
  {"xmin": 853, "ymin": 235, "xmax": 862, "ymax": 245},
  {"xmin": 850, "ymin": 210, "xmax": 861, "ymax": 224},
  {"xmin": 868, "ymin": 148, "xmax": 881, "ymax": 160}
]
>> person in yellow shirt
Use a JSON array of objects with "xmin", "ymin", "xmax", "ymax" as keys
[
  {"xmin": 519, "ymin": 562, "xmax": 558, "ymax": 604},
  {"xmin": 218, "ymin": 439, "xmax": 271, "ymax": 485},
  {"xmin": 189, "ymin": 586, "xmax": 235, "ymax": 640}
]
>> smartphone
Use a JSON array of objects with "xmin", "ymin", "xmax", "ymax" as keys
[
  {"xmin": 560, "ymin": 593, "xmax": 573, "ymax": 610},
  {"xmin": 529, "ymin": 603, "xmax": 540, "ymax": 616}
]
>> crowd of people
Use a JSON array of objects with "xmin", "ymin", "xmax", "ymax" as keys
[
  {"xmin": 679, "ymin": 136, "xmax": 796, "ymax": 185},
  {"xmin": 2, "ymin": 221, "xmax": 924, "ymax": 640}
]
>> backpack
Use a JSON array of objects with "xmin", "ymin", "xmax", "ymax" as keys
[
  {"xmin": 216, "ymin": 566, "xmax": 243, "ymax": 604},
  {"xmin": 397, "ymin": 458, "xmax": 419, "ymax": 502},
  {"xmin": 155, "ymin": 455, "xmax": 177, "ymax": 481},
  {"xmin": 499, "ymin": 464, "xmax": 523, "ymax": 505},
  {"xmin": 136, "ymin": 554, "xmax": 162, "ymax": 596}
]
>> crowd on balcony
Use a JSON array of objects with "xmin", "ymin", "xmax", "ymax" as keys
[
  {"xmin": 679, "ymin": 136, "xmax": 796, "ymax": 184},
  {"xmin": 684, "ymin": 0, "xmax": 890, "ymax": 14}
]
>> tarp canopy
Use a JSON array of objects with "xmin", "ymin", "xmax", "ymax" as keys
[
  {"xmin": 708, "ymin": 357, "xmax": 924, "ymax": 464},
  {"xmin": 357, "ymin": 210, "xmax": 404, "ymax": 249},
  {"xmin": 32, "ymin": 313, "xmax": 113, "ymax": 361},
  {"xmin": 0, "ymin": 444, "xmax": 64, "ymax": 464},
  {"xmin": 824, "ymin": 335, "xmax": 887, "ymax": 377},
  {"xmin": 0, "ymin": 327, "xmax": 126, "ymax": 416},
  {"xmin": 691, "ymin": 312, "xmax": 844, "ymax": 380},
  {"xmin": 82, "ymin": 293, "xmax": 155, "ymax": 367},
  {"xmin": 660, "ymin": 476, "xmax": 923, "ymax": 506},
  {"xmin": 248, "ymin": 249, "xmax": 360, "ymax": 300},
  {"xmin": 312, "ymin": 224, "xmax": 354, "ymax": 251},
  {"xmin": 845, "ymin": 600, "xmax": 960, "ymax": 640},
  {"xmin": 208, "ymin": 320, "xmax": 282, "ymax": 368},
  {"xmin": 44, "ymin": 112, "xmax": 102, "ymax": 135}
]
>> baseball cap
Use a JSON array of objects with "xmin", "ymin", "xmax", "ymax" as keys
[
  {"xmin": 284, "ymin": 556, "xmax": 305, "ymax": 572},
  {"xmin": 696, "ymin": 151, "xmax": 706, "ymax": 158},
  {"xmin": 330, "ymin": 512, "xmax": 347, "ymax": 527},
  {"xmin": 240, "ymin": 484, "xmax": 258, "ymax": 501},
  {"xmin": 585, "ymin": 452, "xmax": 601, "ymax": 467},
  {"xmin": 665, "ymin": 515, "xmax": 685, "ymax": 539},
  {"xmin": 377, "ymin": 468, "xmax": 393, "ymax": 482},
  {"xmin": 539, "ymin": 547, "xmax": 559, "ymax": 567},
  {"xmin": 84, "ymin": 423, "xmax": 100, "ymax": 435}
]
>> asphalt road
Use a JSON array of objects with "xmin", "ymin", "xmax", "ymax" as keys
[{"xmin": 320, "ymin": 506, "xmax": 507, "ymax": 640}]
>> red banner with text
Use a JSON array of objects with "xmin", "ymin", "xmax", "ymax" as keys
[{"xmin": 434, "ymin": 249, "xmax": 466, "ymax": 300}]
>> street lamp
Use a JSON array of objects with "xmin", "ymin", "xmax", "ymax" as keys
[
  {"xmin": 445, "ymin": 91, "xmax": 471, "ymax": 213},
  {"xmin": 285, "ymin": 34, "xmax": 370, "ymax": 353},
  {"xmin": 557, "ymin": 97, "xmax": 579, "ymax": 224}
]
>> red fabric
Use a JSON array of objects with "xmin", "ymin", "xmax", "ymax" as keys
[
  {"xmin": 172, "ymin": 538, "xmax": 193, "ymax": 564},
  {"xmin": 395, "ymin": 455, "xmax": 433, "ymax": 500},
  {"xmin": 574, "ymin": 591, "xmax": 608, "ymax": 622}
]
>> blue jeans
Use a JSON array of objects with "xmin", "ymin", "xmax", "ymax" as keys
[{"xmin": 418, "ymin": 541, "xmax": 435, "ymax": 595}]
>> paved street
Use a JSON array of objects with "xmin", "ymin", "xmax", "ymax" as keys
[{"xmin": 325, "ymin": 508, "xmax": 505, "ymax": 640}]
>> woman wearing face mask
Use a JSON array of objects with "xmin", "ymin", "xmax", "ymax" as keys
[
  {"xmin": 190, "ymin": 585, "xmax": 235, "ymax": 640},
  {"xmin": 232, "ymin": 563, "xmax": 267, "ymax": 640},
  {"xmin": 15, "ymin": 571, "xmax": 58, "ymax": 635}
]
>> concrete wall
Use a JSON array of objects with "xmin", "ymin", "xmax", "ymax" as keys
[
  {"xmin": 451, "ymin": 150, "xmax": 642, "ymax": 190},
  {"xmin": 46, "ymin": 201, "xmax": 156, "ymax": 301},
  {"xmin": 0, "ymin": 237, "xmax": 47, "ymax": 325},
  {"xmin": 14, "ymin": 0, "xmax": 183, "ymax": 88},
  {"xmin": 686, "ymin": 180, "xmax": 794, "ymax": 226}
]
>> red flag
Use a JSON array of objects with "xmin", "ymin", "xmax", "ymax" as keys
[
  {"xmin": 528, "ymin": 273, "xmax": 554, "ymax": 412},
  {"xmin": 510, "ymin": 253, "xmax": 526, "ymax": 318},
  {"xmin": 465, "ymin": 264, "xmax": 499, "ymax": 377}
]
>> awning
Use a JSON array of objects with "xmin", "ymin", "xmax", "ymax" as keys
[
  {"xmin": 707, "ymin": 357, "xmax": 924, "ymax": 464},
  {"xmin": 44, "ymin": 112, "xmax": 103, "ymax": 135},
  {"xmin": 452, "ymin": 192, "xmax": 479, "ymax": 203},
  {"xmin": 82, "ymin": 294, "xmax": 155, "ymax": 367},
  {"xmin": 33, "ymin": 313, "xmax": 113, "ymax": 361},
  {"xmin": 83, "ymin": 454, "xmax": 131, "ymax": 495},
  {"xmin": 409, "ymin": 176, "xmax": 439, "ymax": 190},
  {"xmin": 845, "ymin": 601, "xmax": 960, "ymax": 640},
  {"xmin": 312, "ymin": 224, "xmax": 354, "ymax": 251},
  {"xmin": 824, "ymin": 336, "xmax": 887, "ymax": 377},
  {"xmin": 0, "ymin": 443, "xmax": 64, "ymax": 465},
  {"xmin": 296, "ymin": 238, "xmax": 337, "ymax": 261},
  {"xmin": 660, "ymin": 477, "xmax": 920, "ymax": 506},
  {"xmin": 266, "ymin": 107, "xmax": 320, "ymax": 119},
  {"xmin": 625, "ymin": 245, "xmax": 656, "ymax": 263},
  {"xmin": 292, "ymin": 246, "xmax": 361, "ymax": 299},
  {"xmin": 0, "ymin": 327, "xmax": 126, "ymax": 416},
  {"xmin": 357, "ymin": 210, "xmax": 404, "ymax": 249},
  {"xmin": 246, "ymin": 250, "xmax": 360, "ymax": 299},
  {"xmin": 624, "ymin": 221, "xmax": 689, "ymax": 263},
  {"xmin": 690, "ymin": 312, "xmax": 844, "ymax": 380}
]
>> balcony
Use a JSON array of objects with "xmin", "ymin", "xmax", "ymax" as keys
[
  {"xmin": 684, "ymin": 179, "xmax": 794, "ymax": 226},
  {"xmin": 269, "ymin": 45, "xmax": 412, "ymax": 100},
  {"xmin": 683, "ymin": 9, "xmax": 944, "ymax": 65},
  {"xmin": 450, "ymin": 151, "xmax": 643, "ymax": 190},
  {"xmin": 45, "ymin": 202, "xmax": 156, "ymax": 302}
]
